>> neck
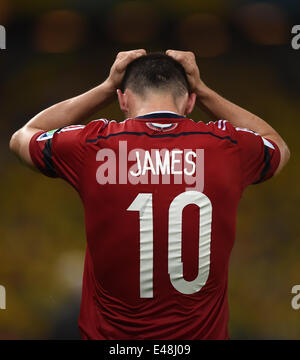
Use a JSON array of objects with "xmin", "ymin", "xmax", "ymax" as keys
[
  {"xmin": 127, "ymin": 94, "xmax": 184, "ymax": 119},
  {"xmin": 133, "ymin": 106, "xmax": 183, "ymax": 119}
]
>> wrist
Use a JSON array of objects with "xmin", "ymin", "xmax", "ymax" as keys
[
  {"xmin": 195, "ymin": 81, "xmax": 210, "ymax": 99},
  {"xmin": 102, "ymin": 79, "xmax": 117, "ymax": 94}
]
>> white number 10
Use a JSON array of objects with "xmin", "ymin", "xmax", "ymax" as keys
[{"xmin": 127, "ymin": 191, "xmax": 212, "ymax": 298}]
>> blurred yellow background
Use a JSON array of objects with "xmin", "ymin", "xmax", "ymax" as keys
[{"xmin": 0, "ymin": 0, "xmax": 299, "ymax": 339}]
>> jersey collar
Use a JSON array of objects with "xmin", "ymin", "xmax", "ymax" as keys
[{"xmin": 134, "ymin": 111, "xmax": 185, "ymax": 120}]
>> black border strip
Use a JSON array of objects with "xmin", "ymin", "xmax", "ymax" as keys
[
  {"xmin": 253, "ymin": 145, "xmax": 271, "ymax": 184},
  {"xmin": 42, "ymin": 138, "xmax": 58, "ymax": 178}
]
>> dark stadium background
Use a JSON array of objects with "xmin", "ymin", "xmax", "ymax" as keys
[{"xmin": 0, "ymin": 0, "xmax": 299, "ymax": 339}]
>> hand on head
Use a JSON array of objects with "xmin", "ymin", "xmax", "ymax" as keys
[
  {"xmin": 107, "ymin": 49, "xmax": 202, "ymax": 94},
  {"xmin": 166, "ymin": 50, "xmax": 202, "ymax": 92},
  {"xmin": 107, "ymin": 49, "xmax": 147, "ymax": 90}
]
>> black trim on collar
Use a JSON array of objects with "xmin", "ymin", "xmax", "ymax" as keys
[{"xmin": 135, "ymin": 112, "xmax": 185, "ymax": 120}]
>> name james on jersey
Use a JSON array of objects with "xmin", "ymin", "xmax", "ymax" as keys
[{"xmin": 96, "ymin": 140, "xmax": 204, "ymax": 190}]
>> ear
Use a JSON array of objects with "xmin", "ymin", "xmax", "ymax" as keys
[
  {"xmin": 185, "ymin": 92, "xmax": 197, "ymax": 115},
  {"xmin": 117, "ymin": 89, "xmax": 129, "ymax": 113}
]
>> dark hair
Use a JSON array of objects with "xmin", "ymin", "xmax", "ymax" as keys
[{"xmin": 120, "ymin": 53, "xmax": 190, "ymax": 98}]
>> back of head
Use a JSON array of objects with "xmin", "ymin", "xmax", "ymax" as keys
[{"xmin": 121, "ymin": 53, "xmax": 190, "ymax": 99}]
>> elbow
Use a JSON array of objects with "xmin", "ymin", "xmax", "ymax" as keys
[
  {"xmin": 285, "ymin": 144, "xmax": 291, "ymax": 163},
  {"xmin": 9, "ymin": 129, "xmax": 21, "ymax": 155},
  {"xmin": 282, "ymin": 142, "xmax": 291, "ymax": 166},
  {"xmin": 275, "ymin": 142, "xmax": 290, "ymax": 176}
]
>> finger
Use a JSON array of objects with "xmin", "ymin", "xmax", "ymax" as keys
[
  {"xmin": 116, "ymin": 50, "xmax": 146, "ymax": 72},
  {"xmin": 166, "ymin": 50, "xmax": 187, "ymax": 64},
  {"xmin": 131, "ymin": 49, "xmax": 147, "ymax": 56},
  {"xmin": 166, "ymin": 50, "xmax": 189, "ymax": 69},
  {"xmin": 166, "ymin": 49, "xmax": 180, "ymax": 58},
  {"xmin": 167, "ymin": 50, "xmax": 196, "ymax": 75},
  {"xmin": 167, "ymin": 50, "xmax": 194, "ymax": 62},
  {"xmin": 119, "ymin": 49, "xmax": 146, "ymax": 59}
]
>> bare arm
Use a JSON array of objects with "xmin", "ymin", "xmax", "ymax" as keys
[
  {"xmin": 166, "ymin": 50, "xmax": 290, "ymax": 175},
  {"xmin": 195, "ymin": 84, "xmax": 290, "ymax": 174},
  {"xmin": 9, "ymin": 49, "xmax": 146, "ymax": 167}
]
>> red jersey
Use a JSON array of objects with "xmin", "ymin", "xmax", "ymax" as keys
[{"xmin": 29, "ymin": 112, "xmax": 280, "ymax": 340}]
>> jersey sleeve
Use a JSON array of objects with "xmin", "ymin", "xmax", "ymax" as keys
[
  {"xmin": 29, "ymin": 125, "xmax": 86, "ymax": 190},
  {"xmin": 233, "ymin": 126, "xmax": 281, "ymax": 188}
]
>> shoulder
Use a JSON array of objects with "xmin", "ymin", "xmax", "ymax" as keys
[
  {"xmin": 83, "ymin": 118, "xmax": 134, "ymax": 143},
  {"xmin": 83, "ymin": 118, "xmax": 110, "ymax": 135},
  {"xmin": 190, "ymin": 119, "xmax": 273, "ymax": 146},
  {"xmin": 187, "ymin": 118, "xmax": 239, "ymax": 144},
  {"xmin": 187, "ymin": 118, "xmax": 232, "ymax": 132}
]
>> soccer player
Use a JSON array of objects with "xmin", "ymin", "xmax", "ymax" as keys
[{"xmin": 9, "ymin": 50, "xmax": 290, "ymax": 339}]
